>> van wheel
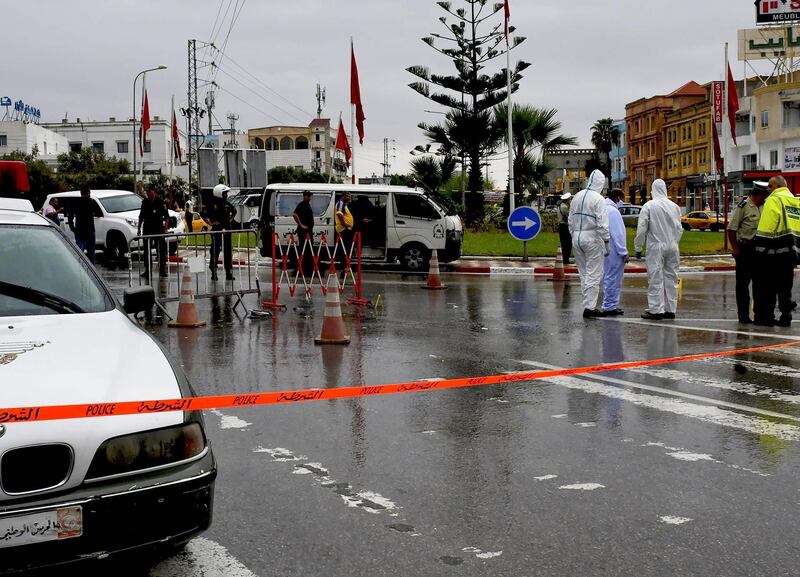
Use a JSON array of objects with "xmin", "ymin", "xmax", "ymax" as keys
[
  {"xmin": 106, "ymin": 232, "xmax": 128, "ymax": 266},
  {"xmin": 248, "ymin": 219, "xmax": 260, "ymax": 230},
  {"xmin": 400, "ymin": 243, "xmax": 430, "ymax": 271}
]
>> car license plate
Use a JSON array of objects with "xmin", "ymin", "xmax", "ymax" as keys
[{"xmin": 0, "ymin": 506, "xmax": 82, "ymax": 548}]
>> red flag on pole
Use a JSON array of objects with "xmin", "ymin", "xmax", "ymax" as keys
[
  {"xmin": 727, "ymin": 64, "xmax": 739, "ymax": 145},
  {"xmin": 712, "ymin": 121, "xmax": 724, "ymax": 173},
  {"xmin": 351, "ymin": 44, "xmax": 365, "ymax": 145},
  {"xmin": 139, "ymin": 90, "xmax": 151, "ymax": 156},
  {"xmin": 171, "ymin": 108, "xmax": 183, "ymax": 162},
  {"xmin": 504, "ymin": 0, "xmax": 510, "ymax": 45},
  {"xmin": 335, "ymin": 117, "xmax": 351, "ymax": 167}
]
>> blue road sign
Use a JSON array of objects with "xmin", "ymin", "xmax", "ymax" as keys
[{"xmin": 507, "ymin": 206, "xmax": 542, "ymax": 241}]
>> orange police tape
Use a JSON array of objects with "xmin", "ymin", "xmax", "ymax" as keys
[{"xmin": 3, "ymin": 339, "xmax": 800, "ymax": 424}]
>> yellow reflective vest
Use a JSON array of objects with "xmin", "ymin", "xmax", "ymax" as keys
[{"xmin": 755, "ymin": 187, "xmax": 800, "ymax": 258}]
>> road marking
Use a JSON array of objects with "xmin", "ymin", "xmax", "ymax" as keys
[
  {"xmin": 515, "ymin": 361, "xmax": 800, "ymax": 439},
  {"xmin": 559, "ymin": 483, "xmax": 605, "ymax": 491},
  {"xmin": 625, "ymin": 366, "xmax": 800, "ymax": 405},
  {"xmin": 708, "ymin": 357, "xmax": 800, "ymax": 379},
  {"xmin": 516, "ymin": 360, "xmax": 800, "ymax": 424},
  {"xmin": 607, "ymin": 318, "xmax": 800, "ymax": 340},
  {"xmin": 660, "ymin": 516, "xmax": 693, "ymax": 525},
  {"xmin": 210, "ymin": 409, "xmax": 252, "ymax": 430},
  {"xmin": 150, "ymin": 537, "xmax": 259, "ymax": 577}
]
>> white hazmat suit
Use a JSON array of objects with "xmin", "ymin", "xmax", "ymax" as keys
[
  {"xmin": 634, "ymin": 179, "xmax": 683, "ymax": 315},
  {"xmin": 602, "ymin": 197, "xmax": 628, "ymax": 313},
  {"xmin": 568, "ymin": 170, "xmax": 610, "ymax": 312}
]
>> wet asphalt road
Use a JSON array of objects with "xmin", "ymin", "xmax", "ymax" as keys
[{"xmin": 92, "ymin": 268, "xmax": 800, "ymax": 576}]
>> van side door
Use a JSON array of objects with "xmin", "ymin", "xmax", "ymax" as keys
[{"xmin": 388, "ymin": 193, "xmax": 446, "ymax": 251}]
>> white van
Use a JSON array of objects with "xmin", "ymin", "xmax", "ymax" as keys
[{"xmin": 258, "ymin": 183, "xmax": 463, "ymax": 270}]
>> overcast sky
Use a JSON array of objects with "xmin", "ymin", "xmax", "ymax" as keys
[{"xmin": 4, "ymin": 0, "xmax": 765, "ymax": 183}]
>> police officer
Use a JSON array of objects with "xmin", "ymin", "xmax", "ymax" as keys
[
  {"xmin": 207, "ymin": 184, "xmax": 236, "ymax": 281},
  {"xmin": 754, "ymin": 176, "xmax": 800, "ymax": 327},
  {"xmin": 727, "ymin": 182, "xmax": 768, "ymax": 324}
]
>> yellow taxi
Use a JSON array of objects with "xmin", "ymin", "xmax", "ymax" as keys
[
  {"xmin": 182, "ymin": 211, "xmax": 210, "ymax": 233},
  {"xmin": 681, "ymin": 210, "xmax": 723, "ymax": 231}
]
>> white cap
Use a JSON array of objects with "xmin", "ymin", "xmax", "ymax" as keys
[{"xmin": 560, "ymin": 192, "xmax": 572, "ymax": 201}]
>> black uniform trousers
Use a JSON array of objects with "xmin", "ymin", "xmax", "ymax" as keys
[
  {"xmin": 734, "ymin": 241, "xmax": 756, "ymax": 321},
  {"xmin": 557, "ymin": 223, "xmax": 572, "ymax": 266},
  {"xmin": 754, "ymin": 254, "xmax": 795, "ymax": 324},
  {"xmin": 210, "ymin": 225, "xmax": 233, "ymax": 274}
]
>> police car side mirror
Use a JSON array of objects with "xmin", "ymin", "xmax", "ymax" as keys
[{"xmin": 123, "ymin": 286, "xmax": 155, "ymax": 315}]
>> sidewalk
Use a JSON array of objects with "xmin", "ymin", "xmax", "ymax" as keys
[{"xmin": 446, "ymin": 255, "xmax": 736, "ymax": 275}]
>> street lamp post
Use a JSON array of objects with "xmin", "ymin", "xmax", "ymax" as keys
[{"xmin": 132, "ymin": 65, "xmax": 167, "ymax": 179}]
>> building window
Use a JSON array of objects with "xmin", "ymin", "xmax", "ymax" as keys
[
  {"xmin": 296, "ymin": 136, "xmax": 309, "ymax": 150},
  {"xmin": 687, "ymin": 125, "xmax": 692, "ymax": 140},
  {"xmin": 91, "ymin": 141, "xmax": 104, "ymax": 154},
  {"xmin": 761, "ymin": 111, "xmax": 769, "ymax": 128},
  {"xmin": 266, "ymin": 137, "xmax": 279, "ymax": 150},
  {"xmin": 315, "ymin": 134, "xmax": 320, "ymax": 142},
  {"xmin": 649, "ymin": 141, "xmax": 655, "ymax": 156},
  {"xmin": 770, "ymin": 149, "xmax": 779, "ymax": 168},
  {"xmin": 117, "ymin": 141, "xmax": 129, "ymax": 153},
  {"xmin": 69, "ymin": 142, "xmax": 82, "ymax": 152},
  {"xmin": 742, "ymin": 153, "xmax": 758, "ymax": 170},
  {"xmin": 143, "ymin": 141, "xmax": 151, "ymax": 153},
  {"xmin": 648, "ymin": 167, "xmax": 655, "ymax": 182},
  {"xmin": 280, "ymin": 136, "xmax": 293, "ymax": 150},
  {"xmin": 636, "ymin": 168, "xmax": 643, "ymax": 184},
  {"xmin": 0, "ymin": 135, "xmax": 6, "ymax": 147},
  {"xmin": 699, "ymin": 121, "xmax": 706, "ymax": 137}
]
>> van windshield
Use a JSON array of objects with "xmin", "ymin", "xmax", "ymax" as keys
[
  {"xmin": 426, "ymin": 192, "xmax": 457, "ymax": 216},
  {"xmin": 275, "ymin": 192, "xmax": 331, "ymax": 217}
]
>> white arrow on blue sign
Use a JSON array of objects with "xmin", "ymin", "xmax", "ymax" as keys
[{"xmin": 507, "ymin": 206, "xmax": 542, "ymax": 241}]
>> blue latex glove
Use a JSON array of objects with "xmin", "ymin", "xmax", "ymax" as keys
[{"xmin": 635, "ymin": 251, "xmax": 642, "ymax": 259}]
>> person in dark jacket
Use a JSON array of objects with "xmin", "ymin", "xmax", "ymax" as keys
[
  {"xmin": 137, "ymin": 183, "xmax": 170, "ymax": 279},
  {"xmin": 292, "ymin": 190, "xmax": 315, "ymax": 276},
  {"xmin": 68, "ymin": 187, "xmax": 96, "ymax": 264},
  {"xmin": 207, "ymin": 184, "xmax": 236, "ymax": 280}
]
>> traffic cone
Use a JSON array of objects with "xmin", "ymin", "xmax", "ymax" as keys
[
  {"xmin": 548, "ymin": 248, "xmax": 566, "ymax": 282},
  {"xmin": 421, "ymin": 249, "xmax": 448, "ymax": 290},
  {"xmin": 168, "ymin": 264, "xmax": 207, "ymax": 328},
  {"xmin": 315, "ymin": 274, "xmax": 350, "ymax": 345}
]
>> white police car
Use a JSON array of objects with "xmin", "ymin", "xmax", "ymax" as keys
[{"xmin": 0, "ymin": 200, "xmax": 215, "ymax": 571}]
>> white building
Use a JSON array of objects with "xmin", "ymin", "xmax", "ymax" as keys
[
  {"xmin": 0, "ymin": 120, "xmax": 68, "ymax": 160},
  {"xmin": 41, "ymin": 117, "xmax": 187, "ymax": 179}
]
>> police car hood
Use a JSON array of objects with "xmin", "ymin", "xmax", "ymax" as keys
[{"xmin": 0, "ymin": 310, "xmax": 182, "ymax": 411}]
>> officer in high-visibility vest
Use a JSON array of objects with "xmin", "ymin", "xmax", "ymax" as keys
[{"xmin": 753, "ymin": 176, "xmax": 800, "ymax": 327}]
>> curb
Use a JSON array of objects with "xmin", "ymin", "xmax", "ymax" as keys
[{"xmin": 451, "ymin": 264, "xmax": 736, "ymax": 276}]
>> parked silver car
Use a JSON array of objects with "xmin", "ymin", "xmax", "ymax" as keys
[
  {"xmin": 618, "ymin": 204, "xmax": 643, "ymax": 227},
  {"xmin": 0, "ymin": 201, "xmax": 215, "ymax": 571}
]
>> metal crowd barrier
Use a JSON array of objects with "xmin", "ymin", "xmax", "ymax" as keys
[{"xmin": 127, "ymin": 229, "xmax": 261, "ymax": 318}]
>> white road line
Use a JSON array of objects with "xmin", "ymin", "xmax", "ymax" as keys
[
  {"xmin": 514, "ymin": 361, "xmax": 800, "ymax": 440},
  {"xmin": 150, "ymin": 537, "xmax": 259, "ymax": 577},
  {"xmin": 625, "ymin": 366, "xmax": 800, "ymax": 405},
  {"xmin": 606, "ymin": 318, "xmax": 800, "ymax": 340},
  {"xmin": 708, "ymin": 357, "xmax": 800, "ymax": 380},
  {"xmin": 515, "ymin": 360, "xmax": 800, "ymax": 424}
]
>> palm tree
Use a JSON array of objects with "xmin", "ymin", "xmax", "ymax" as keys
[
  {"xmin": 590, "ymin": 118, "xmax": 620, "ymax": 182},
  {"xmin": 409, "ymin": 156, "xmax": 444, "ymax": 194},
  {"xmin": 494, "ymin": 104, "xmax": 578, "ymax": 209}
]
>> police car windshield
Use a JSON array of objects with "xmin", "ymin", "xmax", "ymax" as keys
[
  {"xmin": 98, "ymin": 194, "xmax": 142, "ymax": 214},
  {"xmin": 0, "ymin": 225, "xmax": 114, "ymax": 316}
]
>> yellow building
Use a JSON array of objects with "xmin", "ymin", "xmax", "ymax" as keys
[
  {"xmin": 663, "ymin": 95, "xmax": 712, "ymax": 207},
  {"xmin": 625, "ymin": 82, "xmax": 706, "ymax": 204}
]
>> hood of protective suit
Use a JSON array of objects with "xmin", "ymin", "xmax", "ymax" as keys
[
  {"xmin": 651, "ymin": 179, "xmax": 667, "ymax": 200},
  {"xmin": 585, "ymin": 170, "xmax": 606, "ymax": 193}
]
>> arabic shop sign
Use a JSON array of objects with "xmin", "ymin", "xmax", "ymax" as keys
[
  {"xmin": 13, "ymin": 99, "xmax": 41, "ymax": 121},
  {"xmin": 756, "ymin": 0, "xmax": 800, "ymax": 25},
  {"xmin": 738, "ymin": 26, "xmax": 800, "ymax": 60}
]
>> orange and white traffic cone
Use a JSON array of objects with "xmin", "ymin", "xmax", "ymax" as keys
[
  {"xmin": 548, "ymin": 248, "xmax": 566, "ymax": 282},
  {"xmin": 315, "ymin": 274, "xmax": 350, "ymax": 345},
  {"xmin": 168, "ymin": 264, "xmax": 207, "ymax": 328},
  {"xmin": 421, "ymin": 249, "xmax": 448, "ymax": 290}
]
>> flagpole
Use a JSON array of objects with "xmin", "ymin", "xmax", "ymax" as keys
[
  {"xmin": 169, "ymin": 94, "xmax": 175, "ymax": 185},
  {"xmin": 139, "ymin": 72, "xmax": 146, "ymax": 185},
  {"xmin": 723, "ymin": 42, "xmax": 729, "ymax": 252},
  {"xmin": 506, "ymin": 34, "xmax": 514, "ymax": 213},
  {"xmin": 351, "ymin": 37, "xmax": 356, "ymax": 185}
]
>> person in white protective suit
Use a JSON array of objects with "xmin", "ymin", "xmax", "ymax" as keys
[
  {"xmin": 602, "ymin": 188, "xmax": 628, "ymax": 316},
  {"xmin": 634, "ymin": 179, "xmax": 683, "ymax": 320},
  {"xmin": 568, "ymin": 169, "xmax": 610, "ymax": 318}
]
